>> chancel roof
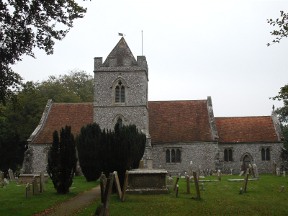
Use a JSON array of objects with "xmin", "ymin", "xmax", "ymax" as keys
[
  {"xmin": 215, "ymin": 116, "xmax": 281, "ymax": 143},
  {"xmin": 148, "ymin": 100, "xmax": 216, "ymax": 143}
]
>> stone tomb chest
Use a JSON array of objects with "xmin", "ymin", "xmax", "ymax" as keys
[{"xmin": 126, "ymin": 169, "xmax": 168, "ymax": 194}]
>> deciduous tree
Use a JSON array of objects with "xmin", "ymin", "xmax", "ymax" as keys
[
  {"xmin": 0, "ymin": 0, "xmax": 87, "ymax": 104},
  {"xmin": 267, "ymin": 11, "xmax": 288, "ymax": 46}
]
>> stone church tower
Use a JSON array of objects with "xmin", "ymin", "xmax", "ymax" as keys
[{"xmin": 93, "ymin": 37, "xmax": 151, "ymax": 160}]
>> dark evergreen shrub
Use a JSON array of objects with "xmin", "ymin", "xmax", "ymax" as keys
[
  {"xmin": 47, "ymin": 126, "xmax": 77, "ymax": 194},
  {"xmin": 76, "ymin": 123, "xmax": 102, "ymax": 181}
]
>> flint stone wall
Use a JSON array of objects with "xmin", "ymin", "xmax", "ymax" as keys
[
  {"xmin": 152, "ymin": 142, "xmax": 219, "ymax": 175},
  {"xmin": 218, "ymin": 142, "xmax": 283, "ymax": 174}
]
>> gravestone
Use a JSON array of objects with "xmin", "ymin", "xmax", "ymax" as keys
[
  {"xmin": 4, "ymin": 178, "xmax": 9, "ymax": 186},
  {"xmin": 39, "ymin": 172, "xmax": 45, "ymax": 193},
  {"xmin": 192, "ymin": 172, "xmax": 201, "ymax": 200},
  {"xmin": 166, "ymin": 175, "xmax": 174, "ymax": 192},
  {"xmin": 283, "ymin": 171, "xmax": 286, "ymax": 177},
  {"xmin": 186, "ymin": 175, "xmax": 190, "ymax": 194},
  {"xmin": 252, "ymin": 164, "xmax": 259, "ymax": 178},
  {"xmin": 230, "ymin": 169, "xmax": 233, "ymax": 175},
  {"xmin": 113, "ymin": 171, "xmax": 122, "ymax": 199},
  {"xmin": 95, "ymin": 173, "xmax": 114, "ymax": 216},
  {"xmin": 201, "ymin": 183, "xmax": 205, "ymax": 191},
  {"xmin": 239, "ymin": 170, "xmax": 244, "ymax": 176},
  {"xmin": 32, "ymin": 176, "xmax": 39, "ymax": 195},
  {"xmin": 175, "ymin": 184, "xmax": 179, "ymax": 198},
  {"xmin": 25, "ymin": 183, "xmax": 32, "ymax": 198},
  {"xmin": 217, "ymin": 170, "xmax": 221, "ymax": 181},
  {"xmin": 100, "ymin": 173, "xmax": 107, "ymax": 203},
  {"xmin": 276, "ymin": 167, "xmax": 281, "ymax": 176},
  {"xmin": 8, "ymin": 169, "xmax": 14, "ymax": 181},
  {"xmin": 280, "ymin": 186, "xmax": 285, "ymax": 192},
  {"xmin": 243, "ymin": 168, "xmax": 250, "ymax": 193},
  {"xmin": 0, "ymin": 171, "xmax": 4, "ymax": 188}
]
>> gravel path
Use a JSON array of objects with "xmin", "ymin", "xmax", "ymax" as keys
[{"xmin": 36, "ymin": 186, "xmax": 101, "ymax": 216}]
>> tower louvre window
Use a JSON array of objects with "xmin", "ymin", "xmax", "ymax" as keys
[{"xmin": 115, "ymin": 80, "xmax": 125, "ymax": 103}]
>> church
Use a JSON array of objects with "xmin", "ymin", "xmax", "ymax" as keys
[{"xmin": 23, "ymin": 37, "xmax": 284, "ymax": 175}]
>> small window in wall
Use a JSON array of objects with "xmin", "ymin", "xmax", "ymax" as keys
[
  {"xmin": 224, "ymin": 148, "xmax": 233, "ymax": 162},
  {"xmin": 115, "ymin": 81, "xmax": 125, "ymax": 103},
  {"xmin": 166, "ymin": 148, "xmax": 181, "ymax": 163},
  {"xmin": 261, "ymin": 147, "xmax": 270, "ymax": 161}
]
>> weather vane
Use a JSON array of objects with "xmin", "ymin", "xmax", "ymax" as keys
[{"xmin": 118, "ymin": 33, "xmax": 125, "ymax": 37}]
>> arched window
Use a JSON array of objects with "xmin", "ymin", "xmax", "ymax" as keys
[
  {"xmin": 224, "ymin": 148, "xmax": 233, "ymax": 162},
  {"xmin": 115, "ymin": 80, "xmax": 125, "ymax": 103},
  {"xmin": 176, "ymin": 149, "xmax": 181, "ymax": 162},
  {"xmin": 261, "ymin": 147, "xmax": 270, "ymax": 161},
  {"xmin": 261, "ymin": 148, "xmax": 265, "ymax": 161},
  {"xmin": 171, "ymin": 149, "xmax": 176, "ymax": 163},
  {"xmin": 166, "ymin": 149, "xmax": 170, "ymax": 163}
]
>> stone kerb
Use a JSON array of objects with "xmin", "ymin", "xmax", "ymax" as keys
[{"xmin": 19, "ymin": 173, "xmax": 49, "ymax": 184}]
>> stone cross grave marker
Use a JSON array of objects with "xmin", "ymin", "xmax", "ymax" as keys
[
  {"xmin": 25, "ymin": 183, "xmax": 32, "ymax": 198},
  {"xmin": 32, "ymin": 176, "xmax": 39, "ymax": 195},
  {"xmin": 40, "ymin": 172, "xmax": 45, "ymax": 193},
  {"xmin": 8, "ymin": 169, "xmax": 14, "ymax": 181}
]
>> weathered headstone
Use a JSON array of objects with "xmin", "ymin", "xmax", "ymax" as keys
[
  {"xmin": 32, "ymin": 176, "xmax": 39, "ymax": 195},
  {"xmin": 249, "ymin": 164, "xmax": 255, "ymax": 178},
  {"xmin": 230, "ymin": 169, "xmax": 233, "ymax": 175},
  {"xmin": 283, "ymin": 171, "xmax": 286, "ymax": 177},
  {"xmin": 4, "ymin": 178, "xmax": 9, "ymax": 186},
  {"xmin": 200, "ymin": 183, "xmax": 205, "ymax": 191},
  {"xmin": 100, "ymin": 173, "xmax": 107, "ymax": 203},
  {"xmin": 39, "ymin": 172, "xmax": 45, "ymax": 193},
  {"xmin": 8, "ymin": 169, "xmax": 14, "ymax": 181},
  {"xmin": 175, "ymin": 184, "xmax": 179, "ymax": 198},
  {"xmin": 167, "ymin": 175, "xmax": 174, "ymax": 191},
  {"xmin": 25, "ymin": 183, "xmax": 32, "ymax": 198},
  {"xmin": 243, "ymin": 168, "xmax": 249, "ymax": 193},
  {"xmin": 173, "ymin": 177, "xmax": 180, "ymax": 191},
  {"xmin": 239, "ymin": 170, "xmax": 244, "ymax": 176},
  {"xmin": 95, "ymin": 173, "xmax": 114, "ymax": 216},
  {"xmin": 186, "ymin": 175, "xmax": 190, "ymax": 194},
  {"xmin": 217, "ymin": 170, "xmax": 221, "ymax": 181},
  {"xmin": 252, "ymin": 164, "xmax": 259, "ymax": 178},
  {"xmin": 121, "ymin": 170, "xmax": 129, "ymax": 202},
  {"xmin": 280, "ymin": 185, "xmax": 285, "ymax": 192},
  {"xmin": 113, "ymin": 171, "xmax": 122, "ymax": 199},
  {"xmin": 276, "ymin": 167, "xmax": 281, "ymax": 176},
  {"xmin": 192, "ymin": 171, "xmax": 201, "ymax": 200}
]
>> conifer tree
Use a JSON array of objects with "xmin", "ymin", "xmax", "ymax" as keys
[
  {"xmin": 47, "ymin": 126, "xmax": 77, "ymax": 194},
  {"xmin": 76, "ymin": 123, "xmax": 102, "ymax": 181}
]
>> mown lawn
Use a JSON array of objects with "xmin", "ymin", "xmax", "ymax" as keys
[
  {"xmin": 77, "ymin": 174, "xmax": 288, "ymax": 216},
  {"xmin": 0, "ymin": 176, "xmax": 98, "ymax": 216}
]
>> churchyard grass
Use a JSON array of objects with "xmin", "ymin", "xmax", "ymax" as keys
[
  {"xmin": 0, "ymin": 176, "xmax": 98, "ymax": 216},
  {"xmin": 77, "ymin": 174, "xmax": 288, "ymax": 216}
]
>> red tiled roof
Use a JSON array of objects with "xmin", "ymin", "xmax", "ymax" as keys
[
  {"xmin": 32, "ymin": 103, "xmax": 93, "ymax": 144},
  {"xmin": 148, "ymin": 100, "xmax": 214, "ymax": 143},
  {"xmin": 215, "ymin": 116, "xmax": 279, "ymax": 143}
]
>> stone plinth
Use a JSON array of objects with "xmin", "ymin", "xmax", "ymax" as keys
[
  {"xmin": 126, "ymin": 169, "xmax": 168, "ymax": 194},
  {"xmin": 18, "ymin": 174, "xmax": 49, "ymax": 184}
]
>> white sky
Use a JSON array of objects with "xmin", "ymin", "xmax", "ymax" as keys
[{"xmin": 12, "ymin": 0, "xmax": 288, "ymax": 117}]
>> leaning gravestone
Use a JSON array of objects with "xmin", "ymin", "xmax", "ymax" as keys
[
  {"xmin": 8, "ymin": 169, "xmax": 15, "ymax": 181},
  {"xmin": 167, "ymin": 175, "xmax": 174, "ymax": 192}
]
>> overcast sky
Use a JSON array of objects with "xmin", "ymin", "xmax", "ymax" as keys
[{"xmin": 12, "ymin": 0, "xmax": 288, "ymax": 117}]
